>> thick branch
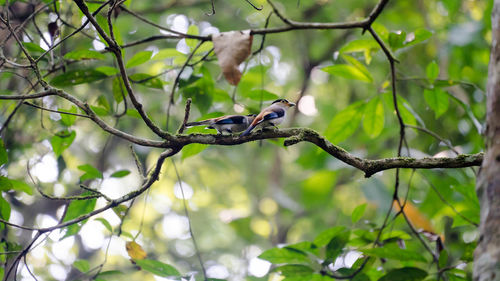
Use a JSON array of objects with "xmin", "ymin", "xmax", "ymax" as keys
[{"xmin": 172, "ymin": 128, "xmax": 483, "ymax": 177}]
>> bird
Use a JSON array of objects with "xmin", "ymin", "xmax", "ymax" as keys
[
  {"xmin": 185, "ymin": 114, "xmax": 257, "ymax": 134},
  {"xmin": 240, "ymin": 99, "xmax": 296, "ymax": 136}
]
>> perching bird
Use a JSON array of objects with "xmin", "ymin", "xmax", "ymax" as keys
[
  {"xmin": 186, "ymin": 114, "xmax": 257, "ymax": 134},
  {"xmin": 240, "ymin": 99, "xmax": 296, "ymax": 136}
]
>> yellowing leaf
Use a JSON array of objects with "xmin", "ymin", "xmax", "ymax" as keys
[
  {"xmin": 213, "ymin": 30, "xmax": 253, "ymax": 85},
  {"xmin": 393, "ymin": 200, "xmax": 435, "ymax": 233},
  {"xmin": 126, "ymin": 241, "xmax": 147, "ymax": 260}
]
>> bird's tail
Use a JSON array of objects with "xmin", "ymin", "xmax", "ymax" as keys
[
  {"xmin": 185, "ymin": 120, "xmax": 212, "ymax": 127},
  {"xmin": 240, "ymin": 125, "xmax": 255, "ymax": 136}
]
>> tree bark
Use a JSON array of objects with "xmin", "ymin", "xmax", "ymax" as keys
[{"xmin": 474, "ymin": 1, "xmax": 500, "ymax": 280}]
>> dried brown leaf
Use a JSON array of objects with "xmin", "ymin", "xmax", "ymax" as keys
[{"xmin": 213, "ymin": 30, "xmax": 253, "ymax": 85}]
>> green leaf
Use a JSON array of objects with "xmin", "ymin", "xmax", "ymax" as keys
[
  {"xmin": 274, "ymin": 265, "xmax": 314, "ymax": 277},
  {"xmin": 60, "ymin": 106, "xmax": 77, "ymax": 127},
  {"xmin": 325, "ymin": 101, "xmax": 365, "ymax": 143},
  {"xmin": 380, "ymin": 230, "xmax": 412, "ymax": 241},
  {"xmin": 361, "ymin": 244, "xmax": 427, "ymax": 262},
  {"xmin": 152, "ymin": 48, "xmax": 182, "ymax": 60},
  {"xmin": 343, "ymin": 55, "xmax": 373, "ymax": 80},
  {"xmin": 0, "ymin": 177, "xmax": 12, "ymax": 191},
  {"xmin": 126, "ymin": 51, "xmax": 152, "ymax": 68},
  {"xmin": 182, "ymin": 67, "xmax": 214, "ymax": 114},
  {"xmin": 388, "ymin": 31, "xmax": 406, "ymax": 50},
  {"xmin": 126, "ymin": 109, "xmax": 142, "ymax": 119},
  {"xmin": 22, "ymin": 42, "xmax": 46, "ymax": 54},
  {"xmin": 50, "ymin": 130, "xmax": 76, "ymax": 157},
  {"xmin": 351, "ymin": 203, "xmax": 367, "ymax": 223},
  {"xmin": 90, "ymin": 105, "xmax": 109, "ymax": 116},
  {"xmin": 378, "ymin": 267, "xmax": 427, "ymax": 281},
  {"xmin": 439, "ymin": 249, "xmax": 448, "ymax": 268},
  {"xmin": 326, "ymin": 229, "xmax": 350, "ymax": 262},
  {"xmin": 64, "ymin": 50, "xmax": 106, "ymax": 60},
  {"xmin": 8, "ymin": 180, "xmax": 33, "ymax": 195},
  {"xmin": 340, "ymin": 39, "xmax": 379, "ymax": 53},
  {"xmin": 383, "ymin": 93, "xmax": 417, "ymax": 126},
  {"xmin": 0, "ymin": 195, "xmax": 11, "ymax": 230},
  {"xmin": 78, "ymin": 164, "xmax": 103, "ymax": 181},
  {"xmin": 135, "ymin": 259, "xmax": 181, "ymax": 277},
  {"xmin": 460, "ymin": 242, "xmax": 476, "ymax": 262},
  {"xmin": 426, "ymin": 61, "xmax": 440, "ymax": 83},
  {"xmin": 74, "ymin": 259, "xmax": 90, "ymax": 272},
  {"xmin": 96, "ymin": 270, "xmax": 123, "ymax": 279},
  {"xmin": 110, "ymin": 170, "xmax": 130, "ymax": 178},
  {"xmin": 197, "ymin": 41, "xmax": 214, "ymax": 53},
  {"xmin": 313, "ymin": 226, "xmax": 346, "ymax": 247},
  {"xmin": 0, "ymin": 139, "xmax": 7, "ymax": 165},
  {"xmin": 424, "ymin": 88, "xmax": 449, "ymax": 118},
  {"xmin": 340, "ymin": 39, "xmax": 379, "ymax": 64},
  {"xmin": 453, "ymin": 183, "xmax": 479, "ymax": 207},
  {"xmin": 62, "ymin": 192, "xmax": 97, "ymax": 239},
  {"xmin": 112, "ymin": 76, "xmax": 127, "ymax": 103},
  {"xmin": 362, "ymin": 97, "xmax": 384, "ymax": 138},
  {"xmin": 129, "ymin": 73, "xmax": 164, "ymax": 89},
  {"xmin": 405, "ymin": 29, "xmax": 433, "ymax": 47},
  {"xmin": 50, "ymin": 69, "xmax": 108, "ymax": 87},
  {"xmin": 286, "ymin": 241, "xmax": 318, "ymax": 255},
  {"xmin": 182, "ymin": 144, "xmax": 208, "ymax": 160},
  {"xmin": 259, "ymin": 247, "xmax": 310, "ymax": 264},
  {"xmin": 241, "ymin": 89, "xmax": 279, "ymax": 101},
  {"xmin": 372, "ymin": 22, "xmax": 389, "ymax": 41},
  {"xmin": 95, "ymin": 66, "xmax": 119, "ymax": 76},
  {"xmin": 97, "ymin": 95, "xmax": 111, "ymax": 111},
  {"xmin": 322, "ymin": 64, "xmax": 373, "ymax": 83},
  {"xmin": 95, "ymin": 218, "xmax": 113, "ymax": 232},
  {"xmin": 186, "ymin": 25, "xmax": 199, "ymax": 49}
]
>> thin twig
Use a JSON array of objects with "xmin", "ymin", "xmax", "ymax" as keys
[
  {"xmin": 171, "ymin": 159, "xmax": 207, "ymax": 280},
  {"xmin": 22, "ymin": 101, "xmax": 90, "ymax": 118},
  {"xmin": 245, "ymin": 0, "xmax": 263, "ymax": 10},
  {"xmin": 406, "ymin": 124, "xmax": 460, "ymax": 155},
  {"xmin": 206, "ymin": 0, "xmax": 215, "ymax": 16},
  {"xmin": 177, "ymin": 98, "xmax": 192, "ymax": 134}
]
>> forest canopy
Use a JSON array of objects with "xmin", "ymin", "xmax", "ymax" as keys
[{"xmin": 0, "ymin": 0, "xmax": 491, "ymax": 280}]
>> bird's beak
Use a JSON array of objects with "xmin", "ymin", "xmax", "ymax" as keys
[{"xmin": 289, "ymin": 102, "xmax": 296, "ymax": 107}]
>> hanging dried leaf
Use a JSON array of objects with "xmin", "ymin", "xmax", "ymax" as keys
[
  {"xmin": 48, "ymin": 21, "xmax": 59, "ymax": 41},
  {"xmin": 213, "ymin": 30, "xmax": 253, "ymax": 85},
  {"xmin": 126, "ymin": 241, "xmax": 147, "ymax": 260}
]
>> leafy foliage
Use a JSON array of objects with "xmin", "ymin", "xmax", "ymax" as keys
[{"xmin": 0, "ymin": 0, "xmax": 489, "ymax": 280}]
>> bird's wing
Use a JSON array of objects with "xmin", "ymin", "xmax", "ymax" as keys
[
  {"xmin": 214, "ymin": 115, "xmax": 245, "ymax": 124},
  {"xmin": 261, "ymin": 108, "xmax": 285, "ymax": 121},
  {"xmin": 186, "ymin": 118, "xmax": 215, "ymax": 127},
  {"xmin": 248, "ymin": 108, "xmax": 283, "ymax": 127}
]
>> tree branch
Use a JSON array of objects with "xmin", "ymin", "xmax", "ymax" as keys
[{"xmin": 171, "ymin": 128, "xmax": 483, "ymax": 177}]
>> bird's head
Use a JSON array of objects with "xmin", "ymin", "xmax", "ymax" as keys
[
  {"xmin": 272, "ymin": 99, "xmax": 296, "ymax": 107},
  {"xmin": 246, "ymin": 113, "xmax": 257, "ymax": 122}
]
